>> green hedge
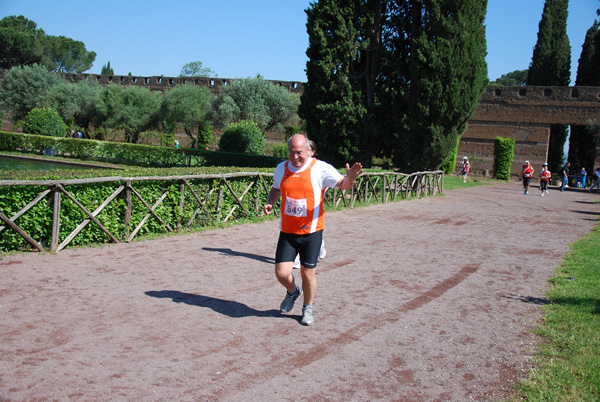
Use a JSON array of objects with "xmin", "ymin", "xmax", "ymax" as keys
[
  {"xmin": 0, "ymin": 131, "xmax": 282, "ymax": 168},
  {"xmin": 493, "ymin": 136, "xmax": 515, "ymax": 180}
]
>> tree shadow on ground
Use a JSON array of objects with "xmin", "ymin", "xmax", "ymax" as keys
[
  {"xmin": 202, "ymin": 247, "xmax": 275, "ymax": 264},
  {"xmin": 145, "ymin": 290, "xmax": 290, "ymax": 319},
  {"xmin": 502, "ymin": 293, "xmax": 550, "ymax": 305},
  {"xmin": 570, "ymin": 209, "xmax": 600, "ymax": 216},
  {"xmin": 503, "ymin": 293, "xmax": 600, "ymax": 315}
]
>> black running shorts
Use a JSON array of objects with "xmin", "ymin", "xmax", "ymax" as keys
[{"xmin": 275, "ymin": 230, "xmax": 323, "ymax": 269}]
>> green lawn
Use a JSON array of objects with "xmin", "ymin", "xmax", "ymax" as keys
[
  {"xmin": 443, "ymin": 172, "xmax": 501, "ymax": 190},
  {"xmin": 508, "ymin": 202, "xmax": 600, "ymax": 401}
]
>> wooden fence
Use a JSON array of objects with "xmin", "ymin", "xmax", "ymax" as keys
[{"xmin": 0, "ymin": 170, "xmax": 443, "ymax": 253}]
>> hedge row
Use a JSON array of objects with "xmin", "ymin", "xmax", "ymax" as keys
[{"xmin": 0, "ymin": 131, "xmax": 282, "ymax": 168}]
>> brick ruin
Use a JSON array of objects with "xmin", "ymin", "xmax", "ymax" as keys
[{"xmin": 461, "ymin": 86, "xmax": 600, "ymax": 175}]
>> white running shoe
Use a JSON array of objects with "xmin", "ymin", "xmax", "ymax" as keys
[
  {"xmin": 319, "ymin": 241, "xmax": 326, "ymax": 260},
  {"xmin": 301, "ymin": 305, "xmax": 314, "ymax": 326},
  {"xmin": 293, "ymin": 255, "xmax": 300, "ymax": 269}
]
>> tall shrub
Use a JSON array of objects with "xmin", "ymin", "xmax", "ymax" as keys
[
  {"xmin": 493, "ymin": 136, "xmax": 515, "ymax": 180},
  {"xmin": 441, "ymin": 136, "xmax": 460, "ymax": 174},
  {"xmin": 218, "ymin": 120, "xmax": 265, "ymax": 155},
  {"xmin": 23, "ymin": 107, "xmax": 67, "ymax": 137}
]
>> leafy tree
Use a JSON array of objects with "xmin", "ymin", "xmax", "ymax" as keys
[
  {"xmin": 23, "ymin": 107, "xmax": 68, "ymax": 137},
  {"xmin": 490, "ymin": 70, "xmax": 528, "ymax": 86},
  {"xmin": 0, "ymin": 63, "xmax": 62, "ymax": 122},
  {"xmin": 101, "ymin": 61, "xmax": 114, "ymax": 75},
  {"xmin": 41, "ymin": 35, "xmax": 96, "ymax": 73},
  {"xmin": 161, "ymin": 84, "xmax": 214, "ymax": 149},
  {"xmin": 179, "ymin": 61, "xmax": 217, "ymax": 78},
  {"xmin": 41, "ymin": 78, "xmax": 101, "ymax": 133},
  {"xmin": 0, "ymin": 15, "xmax": 44, "ymax": 69},
  {"xmin": 213, "ymin": 75, "xmax": 299, "ymax": 132},
  {"xmin": 95, "ymin": 84, "xmax": 161, "ymax": 143},
  {"xmin": 218, "ymin": 120, "xmax": 265, "ymax": 155},
  {"xmin": 527, "ymin": 0, "xmax": 571, "ymax": 172},
  {"xmin": 300, "ymin": 0, "xmax": 488, "ymax": 171},
  {"xmin": 0, "ymin": 16, "xmax": 95, "ymax": 73}
]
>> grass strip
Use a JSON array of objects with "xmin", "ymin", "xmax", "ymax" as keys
[{"xmin": 512, "ymin": 206, "xmax": 600, "ymax": 401}]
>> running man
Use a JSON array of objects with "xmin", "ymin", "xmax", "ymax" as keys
[{"xmin": 263, "ymin": 134, "xmax": 363, "ymax": 326}]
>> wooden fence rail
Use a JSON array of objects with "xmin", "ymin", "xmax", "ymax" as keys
[{"xmin": 0, "ymin": 170, "xmax": 443, "ymax": 253}]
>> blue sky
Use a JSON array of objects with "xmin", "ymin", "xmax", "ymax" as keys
[{"xmin": 1, "ymin": 0, "xmax": 598, "ymax": 84}]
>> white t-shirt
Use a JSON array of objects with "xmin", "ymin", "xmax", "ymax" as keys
[{"xmin": 272, "ymin": 157, "xmax": 343, "ymax": 190}]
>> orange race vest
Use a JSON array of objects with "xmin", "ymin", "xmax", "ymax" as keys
[{"xmin": 280, "ymin": 159, "xmax": 325, "ymax": 235}]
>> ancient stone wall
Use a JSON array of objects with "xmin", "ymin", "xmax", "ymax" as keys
[
  {"xmin": 57, "ymin": 72, "xmax": 304, "ymax": 94},
  {"xmin": 460, "ymin": 86, "xmax": 600, "ymax": 175}
]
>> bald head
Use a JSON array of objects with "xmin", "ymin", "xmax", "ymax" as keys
[
  {"xmin": 288, "ymin": 134, "xmax": 310, "ymax": 151},
  {"xmin": 288, "ymin": 134, "xmax": 310, "ymax": 168}
]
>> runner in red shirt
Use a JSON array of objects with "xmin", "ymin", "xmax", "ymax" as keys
[
  {"xmin": 521, "ymin": 161, "xmax": 534, "ymax": 195},
  {"xmin": 539, "ymin": 162, "xmax": 551, "ymax": 196}
]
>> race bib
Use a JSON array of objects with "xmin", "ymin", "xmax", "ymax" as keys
[{"xmin": 284, "ymin": 197, "xmax": 307, "ymax": 217}]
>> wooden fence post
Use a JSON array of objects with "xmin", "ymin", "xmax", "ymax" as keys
[
  {"xmin": 124, "ymin": 180, "xmax": 132, "ymax": 241},
  {"xmin": 178, "ymin": 181, "xmax": 185, "ymax": 232},
  {"xmin": 217, "ymin": 179, "xmax": 225, "ymax": 220},
  {"xmin": 50, "ymin": 185, "xmax": 61, "ymax": 252}
]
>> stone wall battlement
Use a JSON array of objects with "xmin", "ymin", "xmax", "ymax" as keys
[
  {"xmin": 481, "ymin": 85, "xmax": 600, "ymax": 105},
  {"xmin": 57, "ymin": 72, "xmax": 305, "ymax": 94}
]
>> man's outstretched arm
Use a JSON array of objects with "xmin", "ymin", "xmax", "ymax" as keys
[{"xmin": 336, "ymin": 162, "xmax": 363, "ymax": 190}]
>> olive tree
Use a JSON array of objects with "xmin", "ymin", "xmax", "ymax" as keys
[
  {"xmin": 213, "ymin": 76, "xmax": 299, "ymax": 132},
  {"xmin": 161, "ymin": 84, "xmax": 214, "ymax": 149},
  {"xmin": 0, "ymin": 63, "xmax": 62, "ymax": 122}
]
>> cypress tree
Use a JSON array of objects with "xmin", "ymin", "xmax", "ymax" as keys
[
  {"xmin": 575, "ymin": 21, "xmax": 599, "ymax": 86},
  {"xmin": 388, "ymin": 0, "xmax": 488, "ymax": 171},
  {"xmin": 527, "ymin": 0, "xmax": 571, "ymax": 172},
  {"xmin": 299, "ymin": 0, "xmax": 371, "ymax": 167},
  {"xmin": 569, "ymin": 20, "xmax": 600, "ymax": 174},
  {"xmin": 300, "ymin": 0, "xmax": 488, "ymax": 171}
]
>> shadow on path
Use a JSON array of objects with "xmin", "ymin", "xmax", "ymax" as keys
[
  {"xmin": 202, "ymin": 247, "xmax": 275, "ymax": 264},
  {"xmin": 145, "ymin": 290, "xmax": 288, "ymax": 319},
  {"xmin": 502, "ymin": 293, "xmax": 550, "ymax": 306}
]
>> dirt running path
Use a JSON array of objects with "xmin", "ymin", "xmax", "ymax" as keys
[{"xmin": 1, "ymin": 182, "xmax": 599, "ymax": 401}]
